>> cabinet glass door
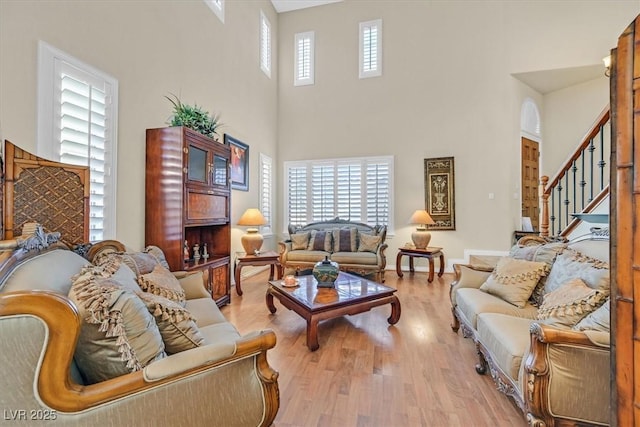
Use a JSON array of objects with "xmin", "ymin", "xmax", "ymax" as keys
[
  {"xmin": 188, "ymin": 145, "xmax": 208, "ymax": 183},
  {"xmin": 213, "ymin": 154, "xmax": 228, "ymax": 186}
]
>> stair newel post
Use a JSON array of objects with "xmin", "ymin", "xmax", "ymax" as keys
[{"xmin": 539, "ymin": 176, "xmax": 549, "ymax": 237}]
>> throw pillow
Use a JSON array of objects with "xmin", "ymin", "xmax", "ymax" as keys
[
  {"xmin": 307, "ymin": 230, "xmax": 332, "ymax": 252},
  {"xmin": 69, "ymin": 266, "xmax": 166, "ymax": 384},
  {"xmin": 358, "ymin": 233, "xmax": 382, "ymax": 253},
  {"xmin": 537, "ymin": 278, "xmax": 608, "ymax": 329},
  {"xmin": 138, "ymin": 264, "xmax": 187, "ymax": 306},
  {"xmin": 479, "ymin": 257, "xmax": 548, "ymax": 308},
  {"xmin": 137, "ymin": 292, "xmax": 205, "ymax": 354},
  {"xmin": 291, "ymin": 232, "xmax": 311, "ymax": 250},
  {"xmin": 144, "ymin": 245, "xmax": 172, "ymax": 270},
  {"xmin": 573, "ymin": 298, "xmax": 610, "ymax": 333},
  {"xmin": 509, "ymin": 241, "xmax": 567, "ymax": 307},
  {"xmin": 544, "ymin": 248, "xmax": 609, "ymax": 295},
  {"xmin": 332, "ymin": 227, "xmax": 358, "ymax": 252},
  {"xmin": 119, "ymin": 251, "xmax": 159, "ymax": 276}
]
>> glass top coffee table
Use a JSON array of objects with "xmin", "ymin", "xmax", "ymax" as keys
[{"xmin": 266, "ymin": 272, "xmax": 401, "ymax": 351}]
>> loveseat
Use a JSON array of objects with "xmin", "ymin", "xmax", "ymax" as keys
[
  {"xmin": 450, "ymin": 234, "xmax": 610, "ymax": 426},
  {"xmin": 278, "ymin": 217, "xmax": 388, "ymax": 282},
  {"xmin": 0, "ymin": 233, "xmax": 279, "ymax": 426}
]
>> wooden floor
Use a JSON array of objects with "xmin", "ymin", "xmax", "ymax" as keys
[{"xmin": 220, "ymin": 270, "xmax": 526, "ymax": 427}]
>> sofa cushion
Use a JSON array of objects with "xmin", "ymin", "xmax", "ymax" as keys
[
  {"xmin": 286, "ymin": 249, "xmax": 330, "ymax": 263},
  {"xmin": 456, "ymin": 288, "xmax": 538, "ymax": 330},
  {"xmin": 199, "ymin": 321, "xmax": 241, "ymax": 345},
  {"xmin": 358, "ymin": 233, "xmax": 382, "ymax": 253},
  {"xmin": 185, "ymin": 297, "xmax": 229, "ymax": 328},
  {"xmin": 509, "ymin": 241, "xmax": 566, "ymax": 306},
  {"xmin": 537, "ymin": 278, "xmax": 608, "ymax": 328},
  {"xmin": 291, "ymin": 232, "xmax": 311, "ymax": 250},
  {"xmin": 544, "ymin": 248, "xmax": 609, "ymax": 295},
  {"xmin": 332, "ymin": 227, "xmax": 358, "ymax": 252},
  {"xmin": 574, "ymin": 299, "xmax": 610, "ymax": 333},
  {"xmin": 308, "ymin": 230, "xmax": 332, "ymax": 252},
  {"xmin": 69, "ymin": 265, "xmax": 166, "ymax": 384},
  {"xmin": 137, "ymin": 292, "xmax": 205, "ymax": 354},
  {"xmin": 331, "ymin": 251, "xmax": 379, "ymax": 266},
  {"xmin": 477, "ymin": 313, "xmax": 535, "ymax": 383},
  {"xmin": 479, "ymin": 257, "xmax": 548, "ymax": 308}
]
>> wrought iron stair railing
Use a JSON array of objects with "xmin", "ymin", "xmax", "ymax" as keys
[{"xmin": 540, "ymin": 106, "xmax": 610, "ymax": 238}]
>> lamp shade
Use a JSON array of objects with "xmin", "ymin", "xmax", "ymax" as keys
[
  {"xmin": 409, "ymin": 210, "xmax": 435, "ymax": 226},
  {"xmin": 237, "ymin": 208, "xmax": 267, "ymax": 227},
  {"xmin": 408, "ymin": 209, "xmax": 435, "ymax": 249}
]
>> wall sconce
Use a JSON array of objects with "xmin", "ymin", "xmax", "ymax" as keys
[
  {"xmin": 237, "ymin": 208, "xmax": 267, "ymax": 254},
  {"xmin": 603, "ymin": 55, "xmax": 611, "ymax": 77}
]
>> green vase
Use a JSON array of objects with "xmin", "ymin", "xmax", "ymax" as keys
[{"xmin": 312, "ymin": 256, "xmax": 339, "ymax": 288}]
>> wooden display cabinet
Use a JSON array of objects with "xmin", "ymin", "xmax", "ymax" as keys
[{"xmin": 145, "ymin": 126, "xmax": 231, "ymax": 306}]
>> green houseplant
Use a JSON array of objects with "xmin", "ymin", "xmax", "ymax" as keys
[{"xmin": 166, "ymin": 94, "xmax": 222, "ymax": 140}]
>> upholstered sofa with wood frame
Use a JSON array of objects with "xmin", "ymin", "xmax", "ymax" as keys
[
  {"xmin": 0, "ymin": 234, "xmax": 279, "ymax": 426},
  {"xmin": 450, "ymin": 234, "xmax": 610, "ymax": 426},
  {"xmin": 278, "ymin": 217, "xmax": 388, "ymax": 282}
]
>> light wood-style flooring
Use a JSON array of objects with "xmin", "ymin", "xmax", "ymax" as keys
[{"xmin": 220, "ymin": 269, "xmax": 526, "ymax": 427}]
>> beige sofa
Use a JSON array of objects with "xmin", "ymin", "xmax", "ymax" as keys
[
  {"xmin": 450, "ymin": 235, "xmax": 610, "ymax": 426},
  {"xmin": 0, "ymin": 236, "xmax": 279, "ymax": 426},
  {"xmin": 278, "ymin": 217, "xmax": 388, "ymax": 282}
]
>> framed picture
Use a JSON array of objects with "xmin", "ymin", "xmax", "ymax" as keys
[
  {"xmin": 424, "ymin": 156, "xmax": 456, "ymax": 230},
  {"xmin": 225, "ymin": 134, "xmax": 249, "ymax": 191}
]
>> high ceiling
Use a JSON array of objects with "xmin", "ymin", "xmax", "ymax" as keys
[{"xmin": 270, "ymin": 0, "xmax": 341, "ymax": 13}]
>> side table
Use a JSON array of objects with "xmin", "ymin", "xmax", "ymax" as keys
[
  {"xmin": 234, "ymin": 251, "xmax": 283, "ymax": 296},
  {"xmin": 396, "ymin": 246, "xmax": 444, "ymax": 283}
]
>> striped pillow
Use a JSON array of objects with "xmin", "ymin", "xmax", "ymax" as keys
[{"xmin": 332, "ymin": 227, "xmax": 358, "ymax": 252}]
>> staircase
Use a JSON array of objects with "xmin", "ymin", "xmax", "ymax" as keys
[{"xmin": 539, "ymin": 106, "xmax": 610, "ymax": 238}]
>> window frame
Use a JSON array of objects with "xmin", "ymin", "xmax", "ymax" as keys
[
  {"xmin": 283, "ymin": 155, "xmax": 394, "ymax": 233},
  {"xmin": 37, "ymin": 40, "xmax": 118, "ymax": 242},
  {"xmin": 259, "ymin": 153, "xmax": 273, "ymax": 236},
  {"xmin": 294, "ymin": 31, "xmax": 315, "ymax": 86},
  {"xmin": 260, "ymin": 10, "xmax": 272, "ymax": 78},
  {"xmin": 204, "ymin": 0, "xmax": 224, "ymax": 23},
  {"xmin": 359, "ymin": 19, "xmax": 382, "ymax": 79}
]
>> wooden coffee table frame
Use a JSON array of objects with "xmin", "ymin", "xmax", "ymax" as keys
[{"xmin": 266, "ymin": 273, "xmax": 401, "ymax": 351}]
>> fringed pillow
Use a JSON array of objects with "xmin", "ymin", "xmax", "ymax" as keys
[
  {"xmin": 479, "ymin": 257, "xmax": 548, "ymax": 308},
  {"xmin": 69, "ymin": 265, "xmax": 166, "ymax": 384},
  {"xmin": 137, "ymin": 292, "xmax": 205, "ymax": 354},
  {"xmin": 573, "ymin": 298, "xmax": 610, "ymax": 333},
  {"xmin": 537, "ymin": 278, "xmax": 608, "ymax": 329},
  {"xmin": 138, "ymin": 264, "xmax": 186, "ymax": 307},
  {"xmin": 544, "ymin": 248, "xmax": 609, "ymax": 295},
  {"xmin": 509, "ymin": 241, "xmax": 566, "ymax": 307}
]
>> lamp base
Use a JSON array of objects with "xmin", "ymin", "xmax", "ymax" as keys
[
  {"xmin": 241, "ymin": 229, "xmax": 264, "ymax": 255},
  {"xmin": 411, "ymin": 228, "xmax": 431, "ymax": 249}
]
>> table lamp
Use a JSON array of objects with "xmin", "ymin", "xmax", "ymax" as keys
[
  {"xmin": 409, "ymin": 209, "xmax": 435, "ymax": 249},
  {"xmin": 237, "ymin": 208, "xmax": 267, "ymax": 254}
]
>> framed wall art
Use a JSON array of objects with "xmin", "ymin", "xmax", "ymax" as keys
[
  {"xmin": 225, "ymin": 134, "xmax": 249, "ymax": 191},
  {"xmin": 424, "ymin": 156, "xmax": 455, "ymax": 230}
]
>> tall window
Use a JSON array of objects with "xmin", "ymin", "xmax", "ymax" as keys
[
  {"xmin": 260, "ymin": 11, "xmax": 271, "ymax": 78},
  {"xmin": 204, "ymin": 0, "xmax": 224, "ymax": 23},
  {"xmin": 294, "ymin": 31, "xmax": 314, "ymax": 86},
  {"xmin": 284, "ymin": 156, "xmax": 393, "ymax": 230},
  {"xmin": 37, "ymin": 41, "xmax": 118, "ymax": 242},
  {"xmin": 359, "ymin": 19, "xmax": 382, "ymax": 79},
  {"xmin": 259, "ymin": 153, "xmax": 273, "ymax": 235}
]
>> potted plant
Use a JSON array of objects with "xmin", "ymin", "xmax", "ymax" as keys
[{"xmin": 166, "ymin": 94, "xmax": 222, "ymax": 140}]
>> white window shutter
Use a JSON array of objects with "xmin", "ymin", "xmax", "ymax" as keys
[
  {"xmin": 359, "ymin": 19, "xmax": 382, "ymax": 79},
  {"xmin": 294, "ymin": 31, "xmax": 315, "ymax": 86},
  {"xmin": 260, "ymin": 153, "xmax": 273, "ymax": 235},
  {"xmin": 260, "ymin": 11, "xmax": 272, "ymax": 77}
]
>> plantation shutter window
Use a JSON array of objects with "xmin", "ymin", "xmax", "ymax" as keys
[
  {"xmin": 259, "ymin": 153, "xmax": 273, "ymax": 235},
  {"xmin": 260, "ymin": 11, "xmax": 272, "ymax": 77},
  {"xmin": 294, "ymin": 31, "xmax": 315, "ymax": 86},
  {"xmin": 359, "ymin": 19, "xmax": 382, "ymax": 79},
  {"xmin": 38, "ymin": 41, "xmax": 118, "ymax": 242},
  {"xmin": 284, "ymin": 156, "xmax": 393, "ymax": 231}
]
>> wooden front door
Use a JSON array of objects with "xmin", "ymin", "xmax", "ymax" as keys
[{"xmin": 521, "ymin": 137, "xmax": 539, "ymax": 230}]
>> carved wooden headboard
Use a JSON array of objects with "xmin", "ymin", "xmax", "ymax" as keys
[{"xmin": 1, "ymin": 140, "xmax": 90, "ymax": 245}]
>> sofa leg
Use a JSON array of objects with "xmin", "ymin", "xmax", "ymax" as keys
[
  {"xmin": 450, "ymin": 307, "xmax": 460, "ymax": 333},
  {"xmin": 526, "ymin": 413, "xmax": 547, "ymax": 427},
  {"xmin": 475, "ymin": 347, "xmax": 487, "ymax": 375}
]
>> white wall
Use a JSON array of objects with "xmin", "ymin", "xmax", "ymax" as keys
[
  {"xmin": 0, "ymin": 0, "xmax": 279, "ymax": 253},
  {"xmin": 277, "ymin": 1, "xmax": 637, "ymax": 267}
]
